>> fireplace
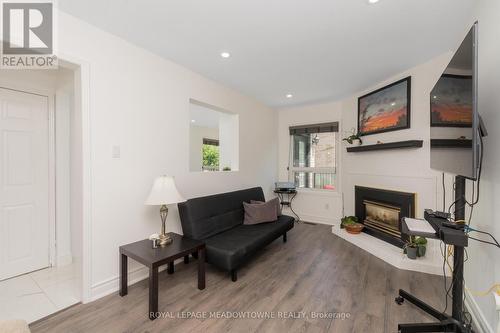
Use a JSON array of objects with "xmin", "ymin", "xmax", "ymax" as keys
[{"xmin": 355, "ymin": 186, "xmax": 416, "ymax": 247}]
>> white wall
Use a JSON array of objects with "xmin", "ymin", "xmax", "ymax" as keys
[
  {"xmin": 277, "ymin": 102, "xmax": 343, "ymax": 224},
  {"xmin": 219, "ymin": 113, "xmax": 239, "ymax": 171},
  {"xmin": 0, "ymin": 68, "xmax": 76, "ymax": 267},
  {"xmin": 340, "ymin": 54, "xmax": 452, "ymax": 221},
  {"xmin": 55, "ymin": 11, "xmax": 278, "ymax": 299},
  {"xmin": 278, "ymin": 55, "xmax": 464, "ymax": 289},
  {"xmin": 277, "ymin": 54, "xmax": 453, "ymax": 226},
  {"xmin": 277, "ymin": 21, "xmax": 499, "ymax": 329},
  {"xmin": 340, "ymin": 54, "xmax": 461, "ymax": 275},
  {"xmin": 54, "ymin": 69, "xmax": 75, "ymax": 266},
  {"xmin": 462, "ymin": 1, "xmax": 500, "ymax": 331}
]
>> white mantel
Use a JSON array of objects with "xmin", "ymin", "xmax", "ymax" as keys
[{"xmin": 331, "ymin": 222, "xmax": 445, "ymax": 276}]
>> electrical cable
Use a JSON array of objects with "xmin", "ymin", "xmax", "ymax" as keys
[
  {"xmin": 445, "ymin": 245, "xmax": 455, "ymax": 310},
  {"xmin": 442, "ymin": 173, "xmax": 446, "ymax": 211},
  {"xmin": 467, "ymin": 227, "xmax": 500, "ymax": 247},
  {"xmin": 465, "ymin": 225, "xmax": 500, "ymax": 248},
  {"xmin": 467, "ymin": 182, "xmax": 475, "ymax": 226},
  {"xmin": 461, "ymin": 248, "xmax": 470, "ymax": 327},
  {"xmin": 468, "ymin": 235, "xmax": 500, "ymax": 249},
  {"xmin": 466, "ymin": 284, "xmax": 500, "ymax": 297},
  {"xmin": 438, "ymin": 129, "xmax": 485, "ymax": 331},
  {"xmin": 452, "ymin": 135, "xmax": 484, "ymax": 216},
  {"xmin": 469, "ymin": 134, "xmax": 484, "ymax": 206},
  {"xmin": 440, "ymin": 241, "xmax": 450, "ymax": 314}
]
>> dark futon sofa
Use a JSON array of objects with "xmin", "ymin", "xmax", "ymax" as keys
[{"xmin": 178, "ymin": 187, "xmax": 295, "ymax": 281}]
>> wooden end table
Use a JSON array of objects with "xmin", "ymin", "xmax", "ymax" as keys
[{"xmin": 119, "ymin": 232, "xmax": 205, "ymax": 320}]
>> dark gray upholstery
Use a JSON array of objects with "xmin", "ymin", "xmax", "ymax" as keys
[
  {"xmin": 203, "ymin": 215, "xmax": 294, "ymax": 270},
  {"xmin": 178, "ymin": 187, "xmax": 294, "ymax": 275}
]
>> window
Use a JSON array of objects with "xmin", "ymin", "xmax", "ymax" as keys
[
  {"xmin": 202, "ymin": 138, "xmax": 219, "ymax": 171},
  {"xmin": 289, "ymin": 122, "xmax": 338, "ymax": 190},
  {"xmin": 189, "ymin": 100, "xmax": 239, "ymax": 172}
]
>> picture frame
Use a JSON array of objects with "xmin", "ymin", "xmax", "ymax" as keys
[
  {"xmin": 430, "ymin": 74, "xmax": 473, "ymax": 128},
  {"xmin": 358, "ymin": 76, "xmax": 411, "ymax": 136}
]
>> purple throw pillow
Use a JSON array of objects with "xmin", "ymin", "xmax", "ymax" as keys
[
  {"xmin": 243, "ymin": 199, "xmax": 279, "ymax": 225},
  {"xmin": 250, "ymin": 197, "xmax": 282, "ymax": 216}
]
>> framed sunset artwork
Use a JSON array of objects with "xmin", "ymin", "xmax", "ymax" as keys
[
  {"xmin": 430, "ymin": 74, "xmax": 472, "ymax": 127},
  {"xmin": 358, "ymin": 77, "xmax": 411, "ymax": 136}
]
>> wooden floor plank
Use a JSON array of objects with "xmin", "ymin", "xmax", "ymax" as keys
[{"xmin": 30, "ymin": 223, "xmax": 447, "ymax": 333}]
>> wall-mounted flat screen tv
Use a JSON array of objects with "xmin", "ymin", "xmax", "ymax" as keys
[{"xmin": 430, "ymin": 23, "xmax": 482, "ymax": 180}]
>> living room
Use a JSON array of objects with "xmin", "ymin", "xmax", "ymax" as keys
[{"xmin": 0, "ymin": 1, "xmax": 499, "ymax": 333}]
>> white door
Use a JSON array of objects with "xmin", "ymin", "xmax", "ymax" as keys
[{"xmin": 0, "ymin": 88, "xmax": 50, "ymax": 281}]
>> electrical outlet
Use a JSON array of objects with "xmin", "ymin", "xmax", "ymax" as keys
[{"xmin": 112, "ymin": 145, "xmax": 121, "ymax": 159}]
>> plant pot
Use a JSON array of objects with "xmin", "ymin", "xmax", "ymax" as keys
[
  {"xmin": 345, "ymin": 223, "xmax": 364, "ymax": 234},
  {"xmin": 406, "ymin": 246, "xmax": 418, "ymax": 260},
  {"xmin": 417, "ymin": 245, "xmax": 426, "ymax": 257},
  {"xmin": 352, "ymin": 139, "xmax": 362, "ymax": 146}
]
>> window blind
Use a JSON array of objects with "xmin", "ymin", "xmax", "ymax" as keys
[
  {"xmin": 289, "ymin": 122, "xmax": 339, "ymax": 135},
  {"xmin": 203, "ymin": 138, "xmax": 219, "ymax": 146}
]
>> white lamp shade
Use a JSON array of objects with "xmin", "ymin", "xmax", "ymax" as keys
[{"xmin": 145, "ymin": 176, "xmax": 185, "ymax": 205}]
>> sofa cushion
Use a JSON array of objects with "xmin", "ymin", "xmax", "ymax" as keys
[
  {"xmin": 178, "ymin": 187, "xmax": 265, "ymax": 240},
  {"xmin": 243, "ymin": 198, "xmax": 278, "ymax": 225},
  {"xmin": 251, "ymin": 197, "xmax": 282, "ymax": 216},
  {"xmin": 204, "ymin": 215, "xmax": 294, "ymax": 270}
]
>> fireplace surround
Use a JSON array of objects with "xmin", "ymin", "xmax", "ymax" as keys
[{"xmin": 355, "ymin": 186, "xmax": 416, "ymax": 247}]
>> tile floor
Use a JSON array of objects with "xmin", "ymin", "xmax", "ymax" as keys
[{"xmin": 0, "ymin": 263, "xmax": 81, "ymax": 323}]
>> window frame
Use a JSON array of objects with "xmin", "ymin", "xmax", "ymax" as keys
[
  {"xmin": 201, "ymin": 138, "xmax": 220, "ymax": 172},
  {"xmin": 288, "ymin": 125, "xmax": 338, "ymax": 192}
]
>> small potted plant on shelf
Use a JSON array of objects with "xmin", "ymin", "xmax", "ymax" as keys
[
  {"xmin": 342, "ymin": 129, "xmax": 363, "ymax": 146},
  {"xmin": 341, "ymin": 216, "xmax": 364, "ymax": 234},
  {"xmin": 403, "ymin": 236, "xmax": 418, "ymax": 259},
  {"xmin": 415, "ymin": 236, "xmax": 428, "ymax": 257}
]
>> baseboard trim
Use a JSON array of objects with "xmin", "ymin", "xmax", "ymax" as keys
[
  {"xmin": 89, "ymin": 259, "xmax": 179, "ymax": 302},
  {"xmin": 464, "ymin": 288, "xmax": 495, "ymax": 333},
  {"xmin": 294, "ymin": 213, "xmax": 338, "ymax": 225}
]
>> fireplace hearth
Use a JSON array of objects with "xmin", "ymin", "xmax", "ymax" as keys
[{"xmin": 355, "ymin": 186, "xmax": 416, "ymax": 247}]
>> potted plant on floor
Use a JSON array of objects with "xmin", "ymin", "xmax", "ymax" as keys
[
  {"xmin": 415, "ymin": 236, "xmax": 428, "ymax": 257},
  {"xmin": 403, "ymin": 236, "xmax": 418, "ymax": 259},
  {"xmin": 341, "ymin": 216, "xmax": 364, "ymax": 234}
]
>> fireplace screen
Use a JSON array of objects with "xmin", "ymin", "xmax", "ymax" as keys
[
  {"xmin": 355, "ymin": 186, "xmax": 415, "ymax": 247},
  {"xmin": 363, "ymin": 200, "xmax": 401, "ymax": 238}
]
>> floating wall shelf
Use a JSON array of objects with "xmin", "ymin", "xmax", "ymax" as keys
[
  {"xmin": 346, "ymin": 140, "xmax": 424, "ymax": 152},
  {"xmin": 430, "ymin": 139, "xmax": 472, "ymax": 148}
]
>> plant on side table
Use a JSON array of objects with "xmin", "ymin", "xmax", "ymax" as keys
[
  {"xmin": 403, "ymin": 236, "xmax": 427, "ymax": 259},
  {"xmin": 404, "ymin": 237, "xmax": 418, "ymax": 259},
  {"xmin": 415, "ymin": 236, "xmax": 428, "ymax": 257}
]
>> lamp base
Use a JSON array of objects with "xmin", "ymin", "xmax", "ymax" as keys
[
  {"xmin": 158, "ymin": 205, "xmax": 173, "ymax": 247},
  {"xmin": 158, "ymin": 232, "xmax": 172, "ymax": 247}
]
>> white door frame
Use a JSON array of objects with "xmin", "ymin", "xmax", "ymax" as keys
[
  {"xmin": 48, "ymin": 92, "xmax": 56, "ymax": 267},
  {"xmin": 0, "ymin": 54, "xmax": 92, "ymax": 303},
  {"xmin": 57, "ymin": 53, "xmax": 92, "ymax": 303},
  {"xmin": 0, "ymin": 85, "xmax": 57, "ymax": 270}
]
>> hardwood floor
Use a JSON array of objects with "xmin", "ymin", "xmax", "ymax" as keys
[{"xmin": 30, "ymin": 223, "xmax": 448, "ymax": 333}]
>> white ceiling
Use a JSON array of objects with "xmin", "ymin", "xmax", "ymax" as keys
[{"xmin": 59, "ymin": 0, "xmax": 475, "ymax": 108}]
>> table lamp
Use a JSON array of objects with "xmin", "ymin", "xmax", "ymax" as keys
[{"xmin": 145, "ymin": 176, "xmax": 185, "ymax": 246}]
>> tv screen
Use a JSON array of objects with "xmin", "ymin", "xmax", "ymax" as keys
[{"xmin": 430, "ymin": 23, "xmax": 480, "ymax": 180}]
